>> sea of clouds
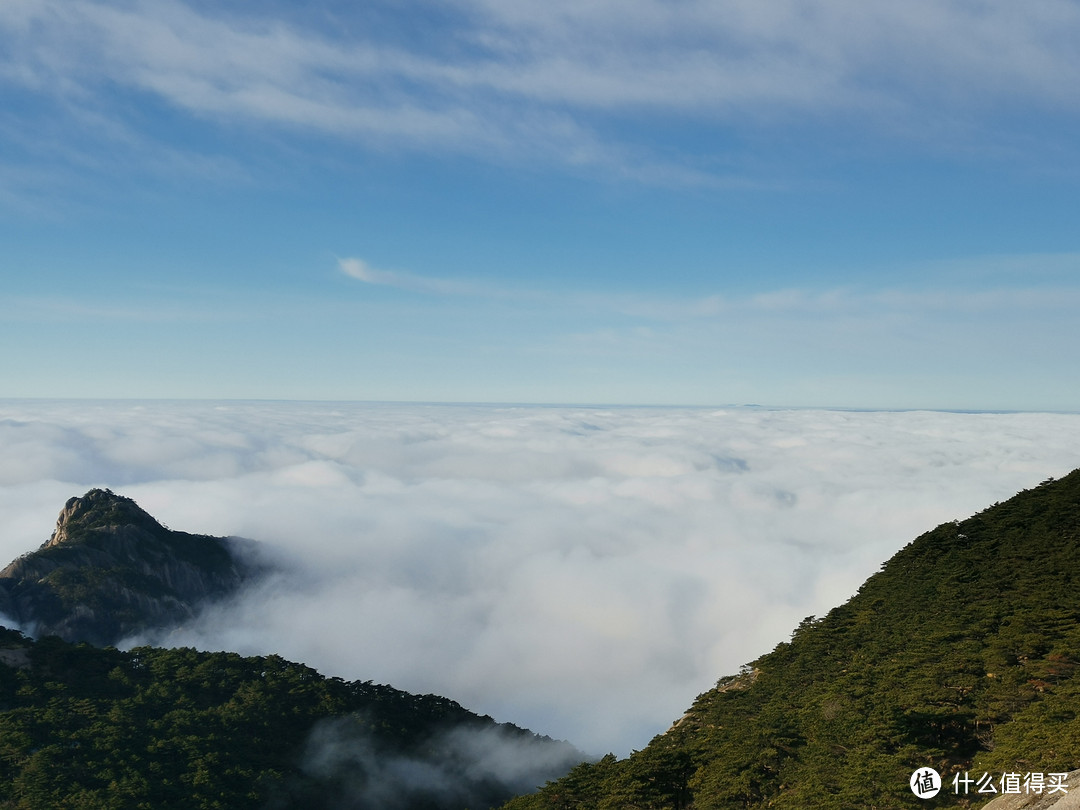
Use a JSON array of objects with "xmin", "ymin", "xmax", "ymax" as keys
[{"xmin": 2, "ymin": 400, "xmax": 1079, "ymax": 756}]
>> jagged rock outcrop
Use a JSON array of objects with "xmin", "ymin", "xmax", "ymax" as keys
[
  {"xmin": 981, "ymin": 769, "xmax": 1080, "ymax": 809},
  {"xmin": 0, "ymin": 489, "xmax": 262, "ymax": 646}
]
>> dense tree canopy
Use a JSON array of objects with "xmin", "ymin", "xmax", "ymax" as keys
[{"xmin": 0, "ymin": 631, "xmax": 577, "ymax": 809}]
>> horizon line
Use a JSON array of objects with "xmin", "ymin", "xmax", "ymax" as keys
[{"xmin": 1, "ymin": 397, "xmax": 1076, "ymax": 416}]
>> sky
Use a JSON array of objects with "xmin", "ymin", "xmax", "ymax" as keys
[
  {"xmin": 2, "ymin": 0, "xmax": 1080, "ymax": 408},
  {"xmin": 4, "ymin": 401, "xmax": 1080, "ymax": 756}
]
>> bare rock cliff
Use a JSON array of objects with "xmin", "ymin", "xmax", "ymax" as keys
[
  {"xmin": 0, "ymin": 489, "xmax": 262, "ymax": 646},
  {"xmin": 980, "ymin": 769, "xmax": 1080, "ymax": 809}
]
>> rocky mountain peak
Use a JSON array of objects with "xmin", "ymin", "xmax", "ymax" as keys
[
  {"xmin": 0, "ymin": 490, "xmax": 266, "ymax": 646},
  {"xmin": 45, "ymin": 488, "xmax": 159, "ymax": 549}
]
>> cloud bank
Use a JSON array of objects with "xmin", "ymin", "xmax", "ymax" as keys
[{"xmin": 2, "ymin": 400, "xmax": 1080, "ymax": 755}]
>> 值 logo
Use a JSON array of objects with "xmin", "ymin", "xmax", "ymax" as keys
[{"xmin": 910, "ymin": 768, "xmax": 942, "ymax": 798}]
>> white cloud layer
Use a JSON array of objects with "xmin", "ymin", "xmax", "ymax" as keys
[{"xmin": 2, "ymin": 400, "xmax": 1080, "ymax": 755}]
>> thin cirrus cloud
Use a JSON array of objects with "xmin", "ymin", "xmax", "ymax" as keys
[
  {"xmin": 3, "ymin": 0, "xmax": 1080, "ymax": 181},
  {"xmin": 339, "ymin": 256, "xmax": 551, "ymax": 302},
  {"xmin": 338, "ymin": 253, "xmax": 1080, "ymax": 320},
  {"xmin": 3, "ymin": 400, "xmax": 1080, "ymax": 755},
  {"xmin": 338, "ymin": 257, "xmax": 488, "ymax": 297}
]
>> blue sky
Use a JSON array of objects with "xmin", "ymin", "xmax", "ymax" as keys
[{"xmin": 2, "ymin": 0, "xmax": 1080, "ymax": 408}]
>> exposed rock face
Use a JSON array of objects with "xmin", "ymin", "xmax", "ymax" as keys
[
  {"xmin": 981, "ymin": 769, "xmax": 1080, "ymax": 809},
  {"xmin": 0, "ymin": 489, "xmax": 261, "ymax": 646}
]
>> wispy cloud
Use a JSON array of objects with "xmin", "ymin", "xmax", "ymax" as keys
[
  {"xmin": 339, "ymin": 251, "xmax": 1080, "ymax": 319},
  {"xmin": 339, "ymin": 256, "xmax": 539, "ymax": 300},
  {"xmin": 3, "ymin": 0, "xmax": 1080, "ymax": 184},
  {"xmin": 339, "ymin": 258, "xmax": 478, "ymax": 296},
  {"xmin": 456, "ymin": 0, "xmax": 1080, "ymax": 114}
]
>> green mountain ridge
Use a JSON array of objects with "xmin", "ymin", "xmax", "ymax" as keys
[
  {"xmin": 0, "ymin": 629, "xmax": 583, "ymax": 809},
  {"xmin": 0, "ymin": 490, "xmax": 584, "ymax": 809},
  {"xmin": 0, "ymin": 489, "xmax": 262, "ymax": 646},
  {"xmin": 504, "ymin": 470, "xmax": 1080, "ymax": 809}
]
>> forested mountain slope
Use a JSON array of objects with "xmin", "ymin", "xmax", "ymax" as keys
[
  {"xmin": 0, "ymin": 491, "xmax": 583, "ymax": 808},
  {"xmin": 506, "ymin": 470, "xmax": 1080, "ymax": 809},
  {"xmin": 0, "ymin": 629, "xmax": 581, "ymax": 809}
]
